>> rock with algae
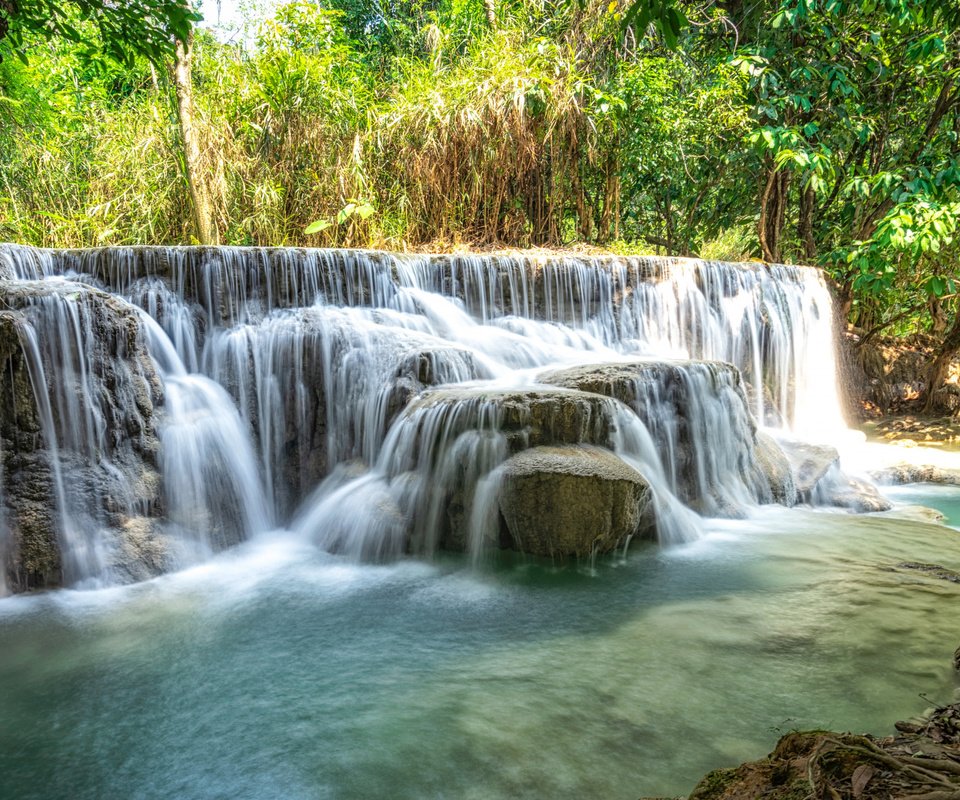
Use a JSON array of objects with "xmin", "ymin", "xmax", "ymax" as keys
[
  {"xmin": 644, "ymin": 686, "xmax": 960, "ymax": 800},
  {"xmin": 497, "ymin": 445, "xmax": 653, "ymax": 558},
  {"xmin": 0, "ymin": 280, "xmax": 166, "ymax": 591}
]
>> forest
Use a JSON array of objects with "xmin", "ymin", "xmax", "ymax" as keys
[
  {"xmin": 5, "ymin": 4, "xmax": 960, "ymax": 799},
  {"xmin": 0, "ymin": 0, "xmax": 959, "ymax": 403}
]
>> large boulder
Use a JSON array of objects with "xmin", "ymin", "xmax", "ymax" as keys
[
  {"xmin": 771, "ymin": 438, "xmax": 891, "ymax": 511},
  {"xmin": 496, "ymin": 445, "xmax": 652, "ymax": 558},
  {"xmin": 539, "ymin": 360, "xmax": 766, "ymax": 514},
  {"xmin": 350, "ymin": 388, "xmax": 624, "ymax": 556},
  {"xmin": 751, "ymin": 432, "xmax": 892, "ymax": 511},
  {"xmin": 403, "ymin": 386, "xmax": 618, "ymax": 456},
  {"xmin": 0, "ymin": 280, "xmax": 166, "ymax": 592},
  {"xmin": 754, "ymin": 431, "xmax": 798, "ymax": 506},
  {"xmin": 817, "ymin": 472, "xmax": 892, "ymax": 513},
  {"xmin": 777, "ymin": 440, "xmax": 840, "ymax": 495},
  {"xmin": 538, "ymin": 359, "xmax": 745, "ymax": 406}
]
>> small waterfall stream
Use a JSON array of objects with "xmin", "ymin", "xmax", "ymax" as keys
[
  {"xmin": 14, "ymin": 315, "xmax": 102, "ymax": 583},
  {"xmin": 0, "ymin": 244, "xmax": 856, "ymax": 592}
]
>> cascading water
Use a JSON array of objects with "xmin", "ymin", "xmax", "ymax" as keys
[
  {"xmin": 137, "ymin": 309, "xmax": 272, "ymax": 558},
  {"xmin": 205, "ymin": 305, "xmax": 487, "ymax": 518},
  {"xmin": 0, "ymin": 243, "xmax": 857, "ymax": 591},
  {"xmin": 609, "ymin": 405, "xmax": 704, "ymax": 545},
  {"xmin": 11, "ymin": 288, "xmax": 127, "ymax": 585},
  {"xmin": 540, "ymin": 360, "xmax": 768, "ymax": 515},
  {"xmin": 5, "ymin": 243, "xmax": 960, "ymax": 800},
  {"xmin": 0, "ymin": 437, "xmax": 6, "ymax": 597}
]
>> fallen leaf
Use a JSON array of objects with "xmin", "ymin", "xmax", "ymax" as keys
[{"xmin": 851, "ymin": 763, "xmax": 875, "ymax": 798}]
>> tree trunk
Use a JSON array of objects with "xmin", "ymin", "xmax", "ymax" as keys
[
  {"xmin": 173, "ymin": 33, "xmax": 218, "ymax": 245},
  {"xmin": 598, "ymin": 151, "xmax": 619, "ymax": 242},
  {"xmin": 798, "ymin": 183, "xmax": 817, "ymax": 262},
  {"xmin": 758, "ymin": 166, "xmax": 791, "ymax": 262},
  {"xmin": 930, "ymin": 296, "xmax": 949, "ymax": 335},
  {"xmin": 922, "ymin": 306, "xmax": 960, "ymax": 414},
  {"xmin": 838, "ymin": 278, "xmax": 854, "ymax": 321},
  {"xmin": 483, "ymin": 0, "xmax": 496, "ymax": 28},
  {"xmin": 571, "ymin": 151, "xmax": 592, "ymax": 241}
]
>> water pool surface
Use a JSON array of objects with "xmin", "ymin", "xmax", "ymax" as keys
[{"xmin": 2, "ymin": 504, "xmax": 960, "ymax": 799}]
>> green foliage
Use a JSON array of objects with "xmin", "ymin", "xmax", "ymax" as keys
[
  {"xmin": 0, "ymin": 0, "xmax": 200, "ymax": 66},
  {"xmin": 306, "ymin": 198, "xmax": 376, "ymax": 240},
  {"xmin": 0, "ymin": 0, "xmax": 958, "ymax": 347},
  {"xmin": 721, "ymin": 0, "xmax": 960, "ymax": 342},
  {"xmin": 621, "ymin": 0, "xmax": 687, "ymax": 48},
  {"xmin": 699, "ymin": 225, "xmax": 758, "ymax": 263}
]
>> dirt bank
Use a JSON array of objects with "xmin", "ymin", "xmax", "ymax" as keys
[
  {"xmin": 642, "ymin": 697, "xmax": 960, "ymax": 800},
  {"xmin": 845, "ymin": 330, "xmax": 960, "ymax": 424}
]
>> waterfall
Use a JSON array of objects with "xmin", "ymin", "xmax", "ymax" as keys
[
  {"xmin": 204, "ymin": 305, "xmax": 487, "ymax": 518},
  {"xmin": 8, "ymin": 244, "xmax": 844, "ymax": 437},
  {"xmin": 136, "ymin": 309, "xmax": 272, "ymax": 557},
  {"xmin": 12, "ymin": 294, "xmax": 112, "ymax": 585},
  {"xmin": 609, "ymin": 406, "xmax": 703, "ymax": 545},
  {"xmin": 0, "ymin": 244, "xmax": 856, "ymax": 589},
  {"xmin": 0, "ymin": 432, "xmax": 9, "ymax": 596}
]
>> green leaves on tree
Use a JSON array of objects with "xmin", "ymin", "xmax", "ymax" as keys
[
  {"xmin": 306, "ymin": 199, "xmax": 376, "ymax": 236},
  {"xmin": 0, "ymin": 0, "xmax": 200, "ymax": 67}
]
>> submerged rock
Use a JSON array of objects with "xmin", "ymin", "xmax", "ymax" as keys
[
  {"xmin": 870, "ymin": 462, "xmax": 960, "ymax": 485},
  {"xmin": 882, "ymin": 504, "xmax": 946, "ymax": 524},
  {"xmin": 754, "ymin": 434, "xmax": 891, "ymax": 512},
  {"xmin": 497, "ymin": 445, "xmax": 652, "ymax": 558},
  {"xmin": 776, "ymin": 440, "xmax": 840, "ymax": 495},
  {"xmin": 896, "ymin": 561, "xmax": 960, "ymax": 582},
  {"xmin": 817, "ymin": 472, "xmax": 892, "ymax": 512}
]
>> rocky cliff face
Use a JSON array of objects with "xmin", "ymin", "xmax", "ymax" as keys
[{"xmin": 0, "ymin": 280, "xmax": 166, "ymax": 592}]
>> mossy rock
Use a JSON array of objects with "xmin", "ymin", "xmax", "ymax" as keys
[
  {"xmin": 497, "ymin": 445, "xmax": 652, "ymax": 558},
  {"xmin": 407, "ymin": 387, "xmax": 617, "ymax": 452}
]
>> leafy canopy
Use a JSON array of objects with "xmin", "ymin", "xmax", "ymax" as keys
[{"xmin": 0, "ymin": 0, "xmax": 200, "ymax": 66}]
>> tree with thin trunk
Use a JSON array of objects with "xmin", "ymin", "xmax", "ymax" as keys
[
  {"xmin": 922, "ymin": 307, "xmax": 960, "ymax": 415},
  {"xmin": 172, "ymin": 31, "xmax": 218, "ymax": 245},
  {"xmin": 483, "ymin": 0, "xmax": 496, "ymax": 29}
]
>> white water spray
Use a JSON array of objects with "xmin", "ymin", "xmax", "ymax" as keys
[{"xmin": 0, "ymin": 244, "xmax": 857, "ymax": 581}]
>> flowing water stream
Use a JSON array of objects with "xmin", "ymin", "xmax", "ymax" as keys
[
  {"xmin": 1, "ymin": 508, "xmax": 959, "ymax": 799},
  {"xmin": 1, "ymin": 245, "xmax": 958, "ymax": 798}
]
